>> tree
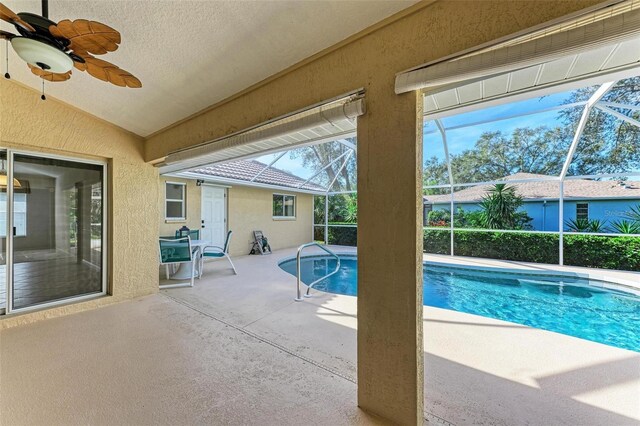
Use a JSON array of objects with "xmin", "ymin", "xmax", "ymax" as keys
[
  {"xmin": 289, "ymin": 138, "xmax": 356, "ymax": 192},
  {"xmin": 424, "ymin": 126, "xmax": 574, "ymax": 184},
  {"xmin": 424, "ymin": 77, "xmax": 640, "ymax": 186},
  {"xmin": 479, "ymin": 184, "xmax": 531, "ymax": 230},
  {"xmin": 558, "ymin": 77, "xmax": 640, "ymax": 176}
]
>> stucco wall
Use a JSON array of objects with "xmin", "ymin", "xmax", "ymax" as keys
[
  {"xmin": 158, "ymin": 176, "xmax": 201, "ymax": 237},
  {"xmin": 226, "ymin": 185, "xmax": 313, "ymax": 256},
  {"xmin": 0, "ymin": 79, "xmax": 159, "ymax": 328},
  {"xmin": 156, "ymin": 177, "xmax": 313, "ymax": 256}
]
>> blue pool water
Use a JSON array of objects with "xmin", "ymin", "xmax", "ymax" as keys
[{"xmin": 279, "ymin": 255, "xmax": 640, "ymax": 352}]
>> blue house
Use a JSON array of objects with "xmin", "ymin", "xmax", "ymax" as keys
[{"xmin": 424, "ymin": 173, "xmax": 640, "ymax": 232}]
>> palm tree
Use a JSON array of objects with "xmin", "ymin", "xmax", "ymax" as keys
[
  {"xmin": 625, "ymin": 204, "xmax": 640, "ymax": 222},
  {"xmin": 479, "ymin": 184, "xmax": 523, "ymax": 229},
  {"xmin": 609, "ymin": 220, "xmax": 640, "ymax": 234}
]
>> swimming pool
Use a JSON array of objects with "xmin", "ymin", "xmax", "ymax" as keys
[{"xmin": 279, "ymin": 254, "xmax": 640, "ymax": 352}]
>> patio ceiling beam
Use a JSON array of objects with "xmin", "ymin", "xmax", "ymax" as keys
[
  {"xmin": 595, "ymin": 104, "xmax": 640, "ymax": 129},
  {"xmin": 326, "ymin": 150, "xmax": 353, "ymax": 193},
  {"xmin": 250, "ymin": 151, "xmax": 287, "ymax": 182},
  {"xmin": 296, "ymin": 150, "xmax": 351, "ymax": 189},
  {"xmin": 560, "ymin": 81, "xmax": 616, "ymax": 180}
]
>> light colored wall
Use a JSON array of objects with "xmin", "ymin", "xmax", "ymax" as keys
[
  {"xmin": 156, "ymin": 178, "xmax": 313, "ymax": 256},
  {"xmin": 0, "ymin": 79, "xmax": 159, "ymax": 329},
  {"xmin": 227, "ymin": 185, "xmax": 313, "ymax": 256},
  {"xmin": 158, "ymin": 176, "xmax": 201, "ymax": 237}
]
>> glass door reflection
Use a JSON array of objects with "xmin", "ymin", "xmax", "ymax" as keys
[
  {"xmin": 0, "ymin": 150, "xmax": 7, "ymax": 312},
  {"xmin": 11, "ymin": 154, "xmax": 104, "ymax": 310}
]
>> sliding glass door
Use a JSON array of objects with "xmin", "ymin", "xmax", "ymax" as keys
[
  {"xmin": 0, "ymin": 150, "xmax": 7, "ymax": 313},
  {"xmin": 1, "ymin": 150, "xmax": 106, "ymax": 314}
]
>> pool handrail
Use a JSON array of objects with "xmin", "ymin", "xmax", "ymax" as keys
[{"xmin": 295, "ymin": 242, "xmax": 341, "ymax": 301}]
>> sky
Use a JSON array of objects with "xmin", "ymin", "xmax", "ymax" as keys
[{"xmin": 423, "ymin": 89, "xmax": 581, "ymax": 160}]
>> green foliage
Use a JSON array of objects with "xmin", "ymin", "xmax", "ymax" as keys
[
  {"xmin": 343, "ymin": 194, "xmax": 357, "ymax": 223},
  {"xmin": 565, "ymin": 218, "xmax": 608, "ymax": 233},
  {"xmin": 453, "ymin": 208, "xmax": 484, "ymax": 228},
  {"xmin": 315, "ymin": 193, "xmax": 358, "ymax": 225},
  {"xmin": 586, "ymin": 219, "xmax": 607, "ymax": 233},
  {"xmin": 565, "ymin": 218, "xmax": 591, "ymax": 232},
  {"xmin": 479, "ymin": 184, "xmax": 532, "ymax": 230},
  {"xmin": 563, "ymin": 234, "xmax": 640, "ymax": 271},
  {"xmin": 313, "ymin": 196, "xmax": 325, "ymax": 224},
  {"xmin": 423, "ymin": 229, "xmax": 640, "ymax": 271},
  {"xmin": 559, "ymin": 78, "xmax": 640, "ymax": 176},
  {"xmin": 328, "ymin": 226, "xmax": 357, "ymax": 246},
  {"xmin": 427, "ymin": 209, "xmax": 450, "ymax": 227},
  {"xmin": 609, "ymin": 220, "xmax": 640, "ymax": 234},
  {"xmin": 625, "ymin": 204, "xmax": 640, "ymax": 222},
  {"xmin": 289, "ymin": 139, "xmax": 356, "ymax": 192},
  {"xmin": 606, "ymin": 204, "xmax": 640, "ymax": 234}
]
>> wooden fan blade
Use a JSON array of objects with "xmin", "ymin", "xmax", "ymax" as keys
[
  {"xmin": 0, "ymin": 2, "xmax": 35, "ymax": 32},
  {"xmin": 28, "ymin": 64, "xmax": 71, "ymax": 82},
  {"xmin": 49, "ymin": 19, "xmax": 120, "ymax": 55},
  {"xmin": 80, "ymin": 55, "xmax": 141, "ymax": 88}
]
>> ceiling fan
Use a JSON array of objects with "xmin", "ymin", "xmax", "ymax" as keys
[{"xmin": 0, "ymin": 0, "xmax": 141, "ymax": 91}]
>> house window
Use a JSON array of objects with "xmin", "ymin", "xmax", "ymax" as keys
[
  {"xmin": 273, "ymin": 194, "xmax": 296, "ymax": 218},
  {"xmin": 576, "ymin": 203, "xmax": 589, "ymax": 220},
  {"xmin": 165, "ymin": 182, "xmax": 186, "ymax": 220}
]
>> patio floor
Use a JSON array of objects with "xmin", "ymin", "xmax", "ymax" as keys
[{"xmin": 1, "ymin": 246, "xmax": 639, "ymax": 425}]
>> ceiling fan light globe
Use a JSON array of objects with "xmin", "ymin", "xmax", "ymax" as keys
[{"xmin": 10, "ymin": 37, "xmax": 73, "ymax": 74}]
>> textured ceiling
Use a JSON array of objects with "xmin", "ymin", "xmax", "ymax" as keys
[{"xmin": 1, "ymin": 0, "xmax": 417, "ymax": 136}]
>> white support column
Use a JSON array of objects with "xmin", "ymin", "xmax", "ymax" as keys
[
  {"xmin": 324, "ymin": 194, "xmax": 329, "ymax": 245},
  {"xmin": 559, "ymin": 180, "xmax": 564, "ymax": 265}
]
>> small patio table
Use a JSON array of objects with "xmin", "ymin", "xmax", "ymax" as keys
[{"xmin": 170, "ymin": 239, "xmax": 210, "ymax": 280}]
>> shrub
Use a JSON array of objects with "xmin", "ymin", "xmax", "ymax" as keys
[
  {"xmin": 422, "ymin": 228, "xmax": 451, "ymax": 255},
  {"xmin": 454, "ymin": 208, "xmax": 485, "ymax": 229},
  {"xmin": 328, "ymin": 226, "xmax": 357, "ymax": 246},
  {"xmin": 423, "ymin": 228, "xmax": 640, "ymax": 271},
  {"xmin": 427, "ymin": 209, "xmax": 450, "ymax": 227},
  {"xmin": 563, "ymin": 234, "xmax": 640, "ymax": 271}
]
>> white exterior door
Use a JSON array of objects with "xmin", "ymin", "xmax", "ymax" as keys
[{"xmin": 201, "ymin": 186, "xmax": 226, "ymax": 247}]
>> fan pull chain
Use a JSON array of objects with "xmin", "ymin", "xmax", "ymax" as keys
[
  {"xmin": 4, "ymin": 40, "xmax": 9, "ymax": 79},
  {"xmin": 41, "ymin": 80, "xmax": 46, "ymax": 101}
]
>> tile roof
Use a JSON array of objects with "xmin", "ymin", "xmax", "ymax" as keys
[
  {"xmin": 424, "ymin": 173, "xmax": 640, "ymax": 204},
  {"xmin": 191, "ymin": 160, "xmax": 326, "ymax": 192}
]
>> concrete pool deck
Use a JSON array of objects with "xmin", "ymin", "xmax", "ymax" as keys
[{"xmin": 1, "ymin": 246, "xmax": 638, "ymax": 425}]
